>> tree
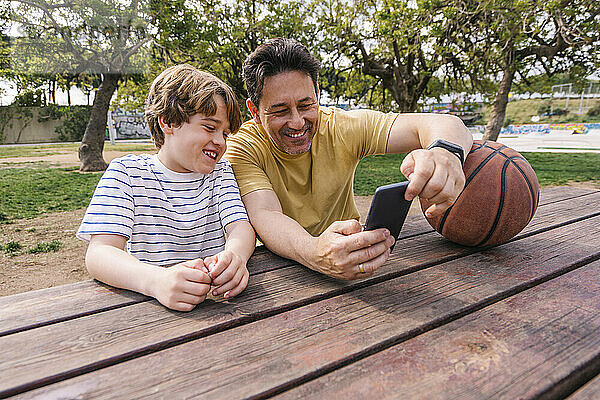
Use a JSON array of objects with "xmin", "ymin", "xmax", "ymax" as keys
[
  {"xmin": 315, "ymin": 0, "xmax": 471, "ymax": 112},
  {"xmin": 5, "ymin": 0, "xmax": 153, "ymax": 171},
  {"xmin": 451, "ymin": 0, "xmax": 600, "ymax": 140},
  {"xmin": 151, "ymin": 0, "xmax": 317, "ymax": 103}
]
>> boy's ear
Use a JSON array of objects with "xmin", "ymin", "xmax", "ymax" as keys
[
  {"xmin": 158, "ymin": 116, "xmax": 173, "ymax": 135},
  {"xmin": 246, "ymin": 99, "xmax": 262, "ymax": 124}
]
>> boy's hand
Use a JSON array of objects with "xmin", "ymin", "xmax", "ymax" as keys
[
  {"xmin": 204, "ymin": 251, "xmax": 249, "ymax": 299},
  {"xmin": 153, "ymin": 259, "xmax": 212, "ymax": 312}
]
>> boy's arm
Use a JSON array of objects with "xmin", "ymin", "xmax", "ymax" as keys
[
  {"xmin": 204, "ymin": 220, "xmax": 255, "ymax": 298},
  {"xmin": 86, "ymin": 234, "xmax": 212, "ymax": 311}
]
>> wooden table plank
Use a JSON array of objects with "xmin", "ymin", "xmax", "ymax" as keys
[
  {"xmin": 2, "ymin": 187, "xmax": 599, "ymax": 339},
  {"xmin": 569, "ymin": 373, "xmax": 600, "ymax": 400},
  {"xmin": 0, "ymin": 245, "xmax": 292, "ymax": 337},
  {"xmin": 277, "ymin": 260, "xmax": 600, "ymax": 400},
  {"xmin": 2, "ymin": 191, "xmax": 599, "ymax": 397},
  {"xmin": 11, "ymin": 215, "xmax": 600, "ymax": 399}
]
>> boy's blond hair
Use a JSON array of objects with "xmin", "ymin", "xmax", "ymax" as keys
[{"xmin": 145, "ymin": 64, "xmax": 242, "ymax": 149}]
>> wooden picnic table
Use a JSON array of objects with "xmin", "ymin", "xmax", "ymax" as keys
[{"xmin": 1, "ymin": 186, "xmax": 600, "ymax": 399}]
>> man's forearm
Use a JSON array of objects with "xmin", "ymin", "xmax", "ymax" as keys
[
  {"xmin": 387, "ymin": 114, "xmax": 473, "ymax": 156},
  {"xmin": 250, "ymin": 208, "xmax": 318, "ymax": 269}
]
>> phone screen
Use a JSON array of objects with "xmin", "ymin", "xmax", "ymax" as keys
[{"xmin": 364, "ymin": 181, "xmax": 412, "ymax": 251}]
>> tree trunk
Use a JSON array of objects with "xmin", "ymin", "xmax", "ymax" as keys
[
  {"xmin": 78, "ymin": 73, "xmax": 121, "ymax": 172},
  {"xmin": 483, "ymin": 66, "xmax": 515, "ymax": 141}
]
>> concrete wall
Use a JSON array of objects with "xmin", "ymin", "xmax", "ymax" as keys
[{"xmin": 0, "ymin": 107, "xmax": 64, "ymax": 144}]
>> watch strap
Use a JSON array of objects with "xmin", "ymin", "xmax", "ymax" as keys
[{"xmin": 426, "ymin": 139, "xmax": 465, "ymax": 166}]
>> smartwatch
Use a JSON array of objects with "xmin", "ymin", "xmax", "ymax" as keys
[{"xmin": 427, "ymin": 139, "xmax": 465, "ymax": 166}]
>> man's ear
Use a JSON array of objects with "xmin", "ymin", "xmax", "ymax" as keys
[
  {"xmin": 316, "ymin": 84, "xmax": 320, "ymax": 104},
  {"xmin": 246, "ymin": 99, "xmax": 262, "ymax": 124},
  {"xmin": 158, "ymin": 116, "xmax": 173, "ymax": 135}
]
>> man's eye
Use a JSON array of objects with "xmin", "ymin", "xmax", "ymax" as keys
[{"xmin": 270, "ymin": 109, "xmax": 288, "ymax": 115}]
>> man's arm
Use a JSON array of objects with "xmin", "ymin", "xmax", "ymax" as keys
[
  {"xmin": 386, "ymin": 114, "xmax": 473, "ymax": 218},
  {"xmin": 242, "ymin": 189, "xmax": 395, "ymax": 280}
]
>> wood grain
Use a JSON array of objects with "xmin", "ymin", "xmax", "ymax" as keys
[
  {"xmin": 12, "ymin": 215, "xmax": 600, "ymax": 399},
  {"xmin": 1, "ymin": 187, "xmax": 596, "ymax": 337},
  {"xmin": 568, "ymin": 373, "xmax": 600, "ymax": 400},
  {"xmin": 277, "ymin": 260, "xmax": 600, "ymax": 400}
]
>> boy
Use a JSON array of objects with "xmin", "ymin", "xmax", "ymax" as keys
[{"xmin": 77, "ymin": 64, "xmax": 256, "ymax": 311}]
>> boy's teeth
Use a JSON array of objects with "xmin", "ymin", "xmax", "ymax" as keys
[{"xmin": 203, "ymin": 150, "xmax": 217, "ymax": 159}]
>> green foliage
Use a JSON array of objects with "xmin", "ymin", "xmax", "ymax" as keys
[
  {"xmin": 0, "ymin": 167, "xmax": 103, "ymax": 220},
  {"xmin": 2, "ymin": 241, "xmax": 23, "ymax": 255},
  {"xmin": 56, "ymin": 106, "xmax": 93, "ymax": 142},
  {"xmin": 12, "ymin": 90, "xmax": 45, "ymax": 107},
  {"xmin": 27, "ymin": 240, "xmax": 62, "ymax": 254}
]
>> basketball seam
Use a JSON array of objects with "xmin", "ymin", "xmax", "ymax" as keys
[
  {"xmin": 438, "ymin": 145, "xmax": 506, "ymax": 233},
  {"xmin": 476, "ymin": 159, "xmax": 510, "ymax": 246},
  {"xmin": 508, "ymin": 156, "xmax": 539, "ymax": 221}
]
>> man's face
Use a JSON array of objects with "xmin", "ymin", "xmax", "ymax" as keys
[{"xmin": 250, "ymin": 70, "xmax": 319, "ymax": 155}]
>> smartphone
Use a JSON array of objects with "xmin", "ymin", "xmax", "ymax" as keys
[{"xmin": 363, "ymin": 181, "xmax": 412, "ymax": 252}]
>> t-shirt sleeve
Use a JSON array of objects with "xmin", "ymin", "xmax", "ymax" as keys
[
  {"xmin": 216, "ymin": 161, "xmax": 250, "ymax": 228},
  {"xmin": 339, "ymin": 109, "xmax": 398, "ymax": 159},
  {"xmin": 76, "ymin": 159, "xmax": 135, "ymax": 242},
  {"xmin": 224, "ymin": 134, "xmax": 274, "ymax": 197}
]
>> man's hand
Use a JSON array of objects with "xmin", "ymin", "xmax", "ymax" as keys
[
  {"xmin": 311, "ymin": 220, "xmax": 395, "ymax": 280},
  {"xmin": 152, "ymin": 259, "xmax": 212, "ymax": 312},
  {"xmin": 401, "ymin": 147, "xmax": 466, "ymax": 218},
  {"xmin": 204, "ymin": 250, "xmax": 250, "ymax": 299}
]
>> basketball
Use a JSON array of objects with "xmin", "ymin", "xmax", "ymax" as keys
[{"xmin": 420, "ymin": 140, "xmax": 539, "ymax": 247}]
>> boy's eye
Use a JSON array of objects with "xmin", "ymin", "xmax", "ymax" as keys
[
  {"xmin": 223, "ymin": 132, "xmax": 230, "ymax": 139},
  {"xmin": 204, "ymin": 125, "xmax": 216, "ymax": 131}
]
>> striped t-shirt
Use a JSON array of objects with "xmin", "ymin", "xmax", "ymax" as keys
[{"xmin": 77, "ymin": 154, "xmax": 249, "ymax": 266}]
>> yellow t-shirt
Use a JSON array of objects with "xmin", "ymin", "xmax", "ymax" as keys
[{"xmin": 225, "ymin": 106, "xmax": 398, "ymax": 236}]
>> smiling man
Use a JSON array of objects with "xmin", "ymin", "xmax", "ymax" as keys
[{"xmin": 225, "ymin": 38, "xmax": 473, "ymax": 280}]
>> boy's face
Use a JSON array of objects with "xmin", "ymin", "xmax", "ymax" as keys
[
  {"xmin": 158, "ymin": 96, "xmax": 230, "ymax": 174},
  {"xmin": 247, "ymin": 70, "xmax": 319, "ymax": 155}
]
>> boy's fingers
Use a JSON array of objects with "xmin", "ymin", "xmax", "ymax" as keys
[
  {"xmin": 182, "ymin": 267, "xmax": 212, "ymax": 284},
  {"xmin": 213, "ymin": 268, "xmax": 247, "ymax": 297},
  {"xmin": 180, "ymin": 258, "xmax": 208, "ymax": 273},
  {"xmin": 224, "ymin": 272, "xmax": 249, "ymax": 299},
  {"xmin": 176, "ymin": 292, "xmax": 206, "ymax": 305},
  {"xmin": 181, "ymin": 281, "xmax": 211, "ymax": 297},
  {"xmin": 208, "ymin": 252, "xmax": 232, "ymax": 279}
]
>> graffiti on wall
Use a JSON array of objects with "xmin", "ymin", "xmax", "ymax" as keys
[
  {"xmin": 110, "ymin": 113, "xmax": 150, "ymax": 139},
  {"xmin": 500, "ymin": 123, "xmax": 600, "ymax": 135}
]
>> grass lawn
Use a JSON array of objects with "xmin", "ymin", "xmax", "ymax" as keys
[
  {"xmin": 0, "ymin": 142, "xmax": 155, "ymax": 159},
  {"xmin": 0, "ymin": 167, "xmax": 103, "ymax": 222},
  {"xmin": 0, "ymin": 152, "xmax": 598, "ymax": 222},
  {"xmin": 354, "ymin": 152, "xmax": 600, "ymax": 195}
]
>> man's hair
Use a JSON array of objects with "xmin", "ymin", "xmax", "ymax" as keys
[
  {"xmin": 243, "ymin": 38, "xmax": 321, "ymax": 107},
  {"xmin": 145, "ymin": 64, "xmax": 242, "ymax": 149}
]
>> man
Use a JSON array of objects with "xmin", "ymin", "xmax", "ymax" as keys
[{"xmin": 225, "ymin": 38, "xmax": 473, "ymax": 280}]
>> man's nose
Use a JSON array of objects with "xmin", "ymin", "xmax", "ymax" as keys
[{"xmin": 288, "ymin": 108, "xmax": 304, "ymax": 129}]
